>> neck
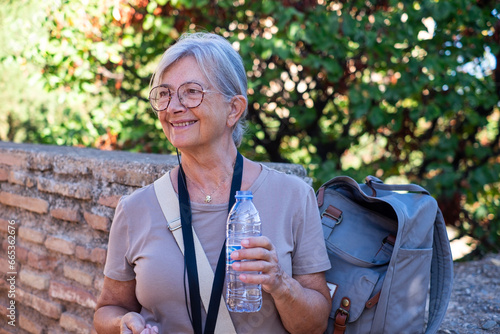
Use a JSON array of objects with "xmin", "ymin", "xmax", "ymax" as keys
[{"xmin": 178, "ymin": 146, "xmax": 239, "ymax": 204}]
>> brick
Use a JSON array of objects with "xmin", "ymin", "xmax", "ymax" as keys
[
  {"xmin": 37, "ymin": 176, "xmax": 92, "ymax": 200},
  {"xmin": 8, "ymin": 170, "xmax": 36, "ymax": 188},
  {"xmin": 18, "ymin": 226, "xmax": 46, "ymax": 244},
  {"xmin": 97, "ymin": 195, "xmax": 122, "ymax": 208},
  {"xmin": 0, "ymin": 327, "xmax": 17, "ymax": 334},
  {"xmin": 27, "ymin": 250, "xmax": 58, "ymax": 271},
  {"xmin": 63, "ymin": 265, "xmax": 93, "ymax": 286},
  {"xmin": 0, "ymin": 152, "xmax": 27, "ymax": 167},
  {"xmin": 60, "ymin": 312, "xmax": 92, "ymax": 334},
  {"xmin": 15, "ymin": 244, "xmax": 29, "ymax": 264},
  {"xmin": 50, "ymin": 207, "xmax": 80, "ymax": 222},
  {"xmin": 18, "ymin": 288, "xmax": 63, "ymax": 319},
  {"xmin": 15, "ymin": 286, "xmax": 26, "ymax": 302},
  {"xmin": 0, "ymin": 167, "xmax": 8, "ymax": 181},
  {"xmin": 91, "ymin": 247, "xmax": 107, "ymax": 265},
  {"xmin": 75, "ymin": 245, "xmax": 107, "ymax": 265},
  {"xmin": 0, "ymin": 256, "xmax": 18, "ymax": 274},
  {"xmin": 19, "ymin": 315, "xmax": 43, "ymax": 334},
  {"xmin": 0, "ymin": 191, "xmax": 49, "ymax": 214},
  {"xmin": 84, "ymin": 211, "xmax": 110, "ymax": 231},
  {"xmin": 98, "ymin": 167, "xmax": 154, "ymax": 187},
  {"xmin": 75, "ymin": 245, "xmax": 91, "ymax": 261},
  {"xmin": 26, "ymin": 154, "xmax": 53, "ymax": 171},
  {"xmin": 53, "ymin": 157, "xmax": 90, "ymax": 175},
  {"xmin": 33, "ymin": 299, "xmax": 62, "ymax": 320},
  {"xmin": 20, "ymin": 268, "xmax": 50, "ymax": 290},
  {"xmin": 49, "ymin": 281, "xmax": 97, "ymax": 309},
  {"xmin": 45, "ymin": 236, "xmax": 76, "ymax": 255},
  {"xmin": 0, "ymin": 301, "xmax": 7, "ymax": 317},
  {"xmin": 0, "ymin": 218, "xmax": 9, "ymax": 233},
  {"xmin": 0, "ymin": 258, "xmax": 9, "ymax": 275}
]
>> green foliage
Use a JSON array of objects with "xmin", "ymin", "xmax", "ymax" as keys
[{"xmin": 1, "ymin": 0, "xmax": 499, "ymax": 256}]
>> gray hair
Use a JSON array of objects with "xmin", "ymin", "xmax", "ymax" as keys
[{"xmin": 150, "ymin": 32, "xmax": 248, "ymax": 147}]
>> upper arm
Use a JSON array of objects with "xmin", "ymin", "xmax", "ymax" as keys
[
  {"xmin": 294, "ymin": 272, "xmax": 331, "ymax": 306},
  {"xmin": 96, "ymin": 276, "xmax": 141, "ymax": 313}
]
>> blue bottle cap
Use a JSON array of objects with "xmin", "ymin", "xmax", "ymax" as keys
[{"xmin": 235, "ymin": 190, "xmax": 253, "ymax": 199}]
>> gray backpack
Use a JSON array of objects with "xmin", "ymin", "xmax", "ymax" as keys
[{"xmin": 317, "ymin": 176, "xmax": 453, "ymax": 334}]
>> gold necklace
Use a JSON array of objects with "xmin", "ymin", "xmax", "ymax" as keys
[
  {"xmin": 197, "ymin": 176, "xmax": 229, "ymax": 203},
  {"xmin": 188, "ymin": 168, "xmax": 233, "ymax": 203}
]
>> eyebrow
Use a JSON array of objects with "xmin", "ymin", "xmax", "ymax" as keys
[{"xmin": 159, "ymin": 80, "xmax": 206, "ymax": 89}]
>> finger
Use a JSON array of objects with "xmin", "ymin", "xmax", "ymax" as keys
[
  {"xmin": 231, "ymin": 247, "xmax": 269, "ymax": 262},
  {"xmin": 140, "ymin": 325, "xmax": 159, "ymax": 334},
  {"xmin": 241, "ymin": 236, "xmax": 273, "ymax": 250},
  {"xmin": 238, "ymin": 272, "xmax": 270, "ymax": 284},
  {"xmin": 240, "ymin": 271, "xmax": 289, "ymax": 295},
  {"xmin": 120, "ymin": 312, "xmax": 146, "ymax": 334},
  {"xmin": 232, "ymin": 259, "xmax": 267, "ymax": 272}
]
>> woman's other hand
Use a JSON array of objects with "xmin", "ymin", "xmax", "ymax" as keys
[
  {"xmin": 120, "ymin": 312, "xmax": 145, "ymax": 333},
  {"xmin": 120, "ymin": 312, "xmax": 158, "ymax": 334},
  {"xmin": 139, "ymin": 324, "xmax": 160, "ymax": 334}
]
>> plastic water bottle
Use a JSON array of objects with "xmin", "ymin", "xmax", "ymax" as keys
[{"xmin": 226, "ymin": 190, "xmax": 262, "ymax": 312}]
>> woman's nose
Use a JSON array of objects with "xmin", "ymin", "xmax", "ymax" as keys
[{"xmin": 166, "ymin": 91, "xmax": 187, "ymax": 113}]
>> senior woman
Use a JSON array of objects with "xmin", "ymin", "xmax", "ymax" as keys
[{"xmin": 94, "ymin": 32, "xmax": 331, "ymax": 334}]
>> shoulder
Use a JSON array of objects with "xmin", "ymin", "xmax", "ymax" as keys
[
  {"xmin": 261, "ymin": 164, "xmax": 312, "ymax": 192},
  {"xmin": 250, "ymin": 164, "xmax": 315, "ymax": 204},
  {"xmin": 117, "ymin": 183, "xmax": 157, "ymax": 212},
  {"xmin": 111, "ymin": 182, "xmax": 160, "ymax": 237}
]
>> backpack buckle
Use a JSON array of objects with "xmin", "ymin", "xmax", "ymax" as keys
[
  {"xmin": 335, "ymin": 306, "xmax": 349, "ymax": 319},
  {"xmin": 321, "ymin": 205, "xmax": 343, "ymax": 224},
  {"xmin": 334, "ymin": 297, "xmax": 351, "ymax": 332},
  {"xmin": 167, "ymin": 217, "xmax": 182, "ymax": 231}
]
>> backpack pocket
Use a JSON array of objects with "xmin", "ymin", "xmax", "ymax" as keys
[
  {"xmin": 382, "ymin": 247, "xmax": 433, "ymax": 333},
  {"xmin": 325, "ymin": 244, "xmax": 381, "ymax": 321}
]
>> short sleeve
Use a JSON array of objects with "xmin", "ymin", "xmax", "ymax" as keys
[
  {"xmin": 103, "ymin": 196, "xmax": 136, "ymax": 281},
  {"xmin": 291, "ymin": 187, "xmax": 331, "ymax": 275}
]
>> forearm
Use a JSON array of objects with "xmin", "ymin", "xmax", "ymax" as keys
[
  {"xmin": 94, "ymin": 305, "xmax": 129, "ymax": 334},
  {"xmin": 271, "ymin": 274, "xmax": 331, "ymax": 334}
]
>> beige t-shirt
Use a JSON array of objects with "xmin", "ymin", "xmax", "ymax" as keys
[{"xmin": 104, "ymin": 165, "xmax": 331, "ymax": 333}]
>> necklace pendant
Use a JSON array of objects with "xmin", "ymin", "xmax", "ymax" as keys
[{"xmin": 205, "ymin": 195, "xmax": 212, "ymax": 203}]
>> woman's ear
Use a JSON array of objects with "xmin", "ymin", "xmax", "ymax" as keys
[{"xmin": 227, "ymin": 95, "xmax": 247, "ymax": 128}]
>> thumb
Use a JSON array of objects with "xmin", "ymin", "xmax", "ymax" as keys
[{"xmin": 120, "ymin": 312, "xmax": 146, "ymax": 334}]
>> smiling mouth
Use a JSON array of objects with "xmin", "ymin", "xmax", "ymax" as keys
[{"xmin": 171, "ymin": 121, "xmax": 197, "ymax": 127}]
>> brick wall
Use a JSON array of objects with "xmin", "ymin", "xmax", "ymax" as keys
[{"xmin": 0, "ymin": 141, "xmax": 308, "ymax": 334}]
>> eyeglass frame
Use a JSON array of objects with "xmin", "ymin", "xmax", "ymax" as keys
[{"xmin": 148, "ymin": 81, "xmax": 219, "ymax": 113}]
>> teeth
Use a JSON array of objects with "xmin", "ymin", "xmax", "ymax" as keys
[{"xmin": 172, "ymin": 121, "xmax": 196, "ymax": 127}]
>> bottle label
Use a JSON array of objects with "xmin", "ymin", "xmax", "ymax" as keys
[{"xmin": 227, "ymin": 245, "xmax": 242, "ymax": 265}]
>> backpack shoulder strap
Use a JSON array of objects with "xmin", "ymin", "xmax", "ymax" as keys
[
  {"xmin": 153, "ymin": 172, "xmax": 236, "ymax": 334},
  {"xmin": 425, "ymin": 208, "xmax": 454, "ymax": 334}
]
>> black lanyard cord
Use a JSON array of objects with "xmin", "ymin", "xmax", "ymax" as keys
[{"xmin": 178, "ymin": 152, "xmax": 243, "ymax": 334}]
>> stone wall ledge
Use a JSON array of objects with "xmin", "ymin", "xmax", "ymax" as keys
[{"xmin": 0, "ymin": 141, "xmax": 309, "ymax": 187}]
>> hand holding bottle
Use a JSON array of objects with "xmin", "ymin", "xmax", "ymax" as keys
[{"xmin": 229, "ymin": 236, "xmax": 288, "ymax": 298}]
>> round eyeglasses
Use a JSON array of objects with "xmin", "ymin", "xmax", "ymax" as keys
[{"xmin": 149, "ymin": 82, "xmax": 210, "ymax": 112}]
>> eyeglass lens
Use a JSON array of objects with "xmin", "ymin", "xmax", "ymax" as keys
[{"xmin": 149, "ymin": 82, "xmax": 205, "ymax": 111}]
